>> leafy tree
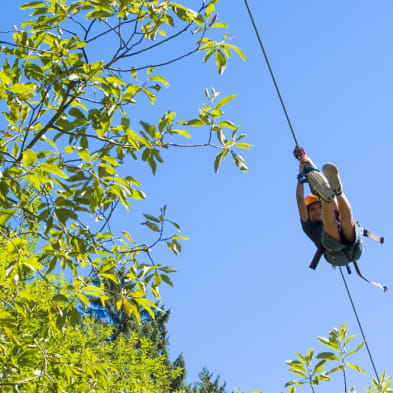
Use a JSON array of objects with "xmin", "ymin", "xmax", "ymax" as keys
[
  {"xmin": 0, "ymin": 0, "xmax": 248, "ymax": 332},
  {"xmin": 0, "ymin": 266, "xmax": 185, "ymax": 392},
  {"xmin": 0, "ymin": 1, "xmax": 249, "ymax": 391},
  {"xmin": 186, "ymin": 367, "xmax": 227, "ymax": 393},
  {"xmin": 282, "ymin": 324, "xmax": 392, "ymax": 393},
  {"xmin": 87, "ymin": 283, "xmax": 189, "ymax": 389},
  {"xmin": 172, "ymin": 353, "xmax": 188, "ymax": 391}
]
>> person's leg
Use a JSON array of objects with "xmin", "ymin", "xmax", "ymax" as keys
[
  {"xmin": 321, "ymin": 199, "xmax": 340, "ymax": 242},
  {"xmin": 323, "ymin": 163, "xmax": 356, "ymax": 243},
  {"xmin": 336, "ymin": 193, "xmax": 356, "ymax": 243}
]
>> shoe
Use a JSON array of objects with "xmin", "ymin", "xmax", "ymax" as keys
[
  {"xmin": 306, "ymin": 169, "xmax": 334, "ymax": 202},
  {"xmin": 323, "ymin": 163, "xmax": 343, "ymax": 195}
]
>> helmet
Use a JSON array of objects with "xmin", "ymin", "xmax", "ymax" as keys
[{"xmin": 305, "ymin": 194, "xmax": 320, "ymax": 207}]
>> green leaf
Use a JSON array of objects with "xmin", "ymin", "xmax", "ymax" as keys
[
  {"xmin": 167, "ymin": 219, "xmax": 181, "ymax": 231},
  {"xmin": 318, "ymin": 336, "xmax": 339, "ymax": 351},
  {"xmin": 225, "ymin": 43, "xmax": 247, "ymax": 60},
  {"xmin": 55, "ymin": 208, "xmax": 78, "ymax": 224},
  {"xmin": 134, "ymin": 297, "xmax": 161, "ymax": 319},
  {"xmin": 76, "ymin": 292, "xmax": 90, "ymax": 305},
  {"xmin": 109, "ymin": 184, "xmax": 129, "ymax": 209},
  {"xmin": 214, "ymin": 149, "xmax": 229, "ymax": 172},
  {"xmin": 147, "ymin": 156, "xmax": 157, "ymax": 174},
  {"xmin": 290, "ymin": 369, "xmax": 307, "ymax": 378},
  {"xmin": 233, "ymin": 153, "xmax": 249, "ymax": 171},
  {"xmin": 347, "ymin": 363, "xmax": 367, "ymax": 374},
  {"xmin": 169, "ymin": 129, "xmax": 191, "ymax": 138},
  {"xmin": 101, "ymin": 273, "xmax": 120, "ymax": 284},
  {"xmin": 343, "ymin": 334, "xmax": 356, "ymax": 345},
  {"xmin": 215, "ymin": 94, "xmax": 237, "ymax": 109},
  {"xmin": 85, "ymin": 10, "xmax": 112, "ymax": 19},
  {"xmin": 160, "ymin": 274, "xmax": 173, "ymax": 286},
  {"xmin": 3, "ymin": 327, "xmax": 21, "ymax": 344},
  {"xmin": 217, "ymin": 120, "xmax": 237, "ymax": 130},
  {"xmin": 69, "ymin": 107, "xmax": 86, "ymax": 120},
  {"xmin": 211, "ymin": 22, "xmax": 228, "ymax": 28},
  {"xmin": 167, "ymin": 240, "xmax": 181, "ymax": 256},
  {"xmin": 107, "ymin": 75, "xmax": 125, "ymax": 86},
  {"xmin": 39, "ymin": 163, "xmax": 68, "ymax": 179},
  {"xmin": 178, "ymin": 119, "xmax": 205, "ymax": 127},
  {"xmin": 285, "ymin": 380, "xmax": 302, "ymax": 388},
  {"xmin": 236, "ymin": 142, "xmax": 252, "ymax": 150},
  {"xmin": 142, "ymin": 221, "xmax": 160, "ymax": 232},
  {"xmin": 22, "ymin": 149, "xmax": 37, "ymax": 168},
  {"xmin": 23, "ymin": 258, "xmax": 43, "ymax": 271},
  {"xmin": 78, "ymin": 148, "xmax": 91, "ymax": 162},
  {"xmin": 0, "ymin": 311, "xmax": 16, "ymax": 327},
  {"xmin": 347, "ymin": 341, "xmax": 365, "ymax": 356},
  {"xmin": 215, "ymin": 50, "xmax": 227, "ymax": 74},
  {"xmin": 316, "ymin": 352, "xmax": 340, "ymax": 361},
  {"xmin": 143, "ymin": 213, "xmax": 160, "ymax": 223},
  {"xmin": 121, "ymin": 230, "xmax": 135, "ymax": 243},
  {"xmin": 20, "ymin": 1, "xmax": 45, "ymax": 9},
  {"xmin": 52, "ymin": 294, "xmax": 69, "ymax": 302},
  {"xmin": 172, "ymin": 3, "xmax": 202, "ymax": 25},
  {"xmin": 312, "ymin": 360, "xmax": 326, "ymax": 375},
  {"xmin": 149, "ymin": 75, "xmax": 169, "ymax": 87},
  {"xmin": 83, "ymin": 285, "xmax": 105, "ymax": 297},
  {"xmin": 70, "ymin": 307, "xmax": 81, "ymax": 327},
  {"xmin": 8, "ymin": 83, "xmax": 36, "ymax": 99},
  {"xmin": 286, "ymin": 360, "xmax": 305, "ymax": 370},
  {"xmin": 130, "ymin": 188, "xmax": 146, "ymax": 200}
]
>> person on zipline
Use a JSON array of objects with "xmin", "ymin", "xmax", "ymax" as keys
[{"xmin": 296, "ymin": 154, "xmax": 363, "ymax": 266}]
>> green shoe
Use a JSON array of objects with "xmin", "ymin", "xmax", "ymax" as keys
[
  {"xmin": 323, "ymin": 163, "xmax": 343, "ymax": 196},
  {"xmin": 306, "ymin": 169, "xmax": 334, "ymax": 202}
]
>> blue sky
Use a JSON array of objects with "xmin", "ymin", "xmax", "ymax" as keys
[{"xmin": 4, "ymin": 1, "xmax": 393, "ymax": 392}]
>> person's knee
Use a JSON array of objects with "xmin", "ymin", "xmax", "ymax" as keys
[
  {"xmin": 342, "ymin": 225, "xmax": 356, "ymax": 243},
  {"xmin": 341, "ymin": 219, "xmax": 362, "ymax": 244}
]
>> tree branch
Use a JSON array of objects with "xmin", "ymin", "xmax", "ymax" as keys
[{"xmin": 16, "ymin": 81, "xmax": 78, "ymax": 161}]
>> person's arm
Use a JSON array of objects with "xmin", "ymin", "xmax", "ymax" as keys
[
  {"xmin": 296, "ymin": 155, "xmax": 314, "ymax": 223},
  {"xmin": 296, "ymin": 181, "xmax": 308, "ymax": 223}
]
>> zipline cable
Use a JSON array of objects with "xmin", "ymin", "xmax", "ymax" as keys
[
  {"xmin": 242, "ymin": 0, "xmax": 299, "ymax": 147},
  {"xmin": 339, "ymin": 267, "xmax": 380, "ymax": 383},
  {"xmin": 242, "ymin": 0, "xmax": 381, "ymax": 383}
]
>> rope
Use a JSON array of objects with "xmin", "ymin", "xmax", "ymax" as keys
[
  {"xmin": 242, "ymin": 0, "xmax": 381, "ymax": 383},
  {"xmin": 242, "ymin": 0, "xmax": 299, "ymax": 147},
  {"xmin": 339, "ymin": 267, "xmax": 380, "ymax": 383}
]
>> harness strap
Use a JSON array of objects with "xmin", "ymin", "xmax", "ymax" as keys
[
  {"xmin": 352, "ymin": 261, "xmax": 388, "ymax": 292},
  {"xmin": 363, "ymin": 229, "xmax": 384, "ymax": 244},
  {"xmin": 309, "ymin": 246, "xmax": 324, "ymax": 270}
]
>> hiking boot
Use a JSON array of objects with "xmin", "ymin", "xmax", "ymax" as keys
[
  {"xmin": 306, "ymin": 169, "xmax": 334, "ymax": 202},
  {"xmin": 323, "ymin": 163, "xmax": 343, "ymax": 195}
]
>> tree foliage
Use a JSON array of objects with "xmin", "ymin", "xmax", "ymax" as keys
[
  {"xmin": 281, "ymin": 324, "xmax": 392, "ymax": 393},
  {"xmin": 0, "ymin": 268, "xmax": 184, "ymax": 392},
  {"xmin": 0, "ymin": 0, "xmax": 248, "ymax": 327},
  {"xmin": 185, "ymin": 367, "xmax": 227, "ymax": 393},
  {"xmin": 0, "ymin": 0, "xmax": 249, "ymax": 391}
]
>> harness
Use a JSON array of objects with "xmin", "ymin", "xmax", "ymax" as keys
[{"xmin": 309, "ymin": 229, "xmax": 387, "ymax": 291}]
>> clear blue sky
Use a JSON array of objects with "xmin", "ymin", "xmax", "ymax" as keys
[{"xmin": 5, "ymin": 1, "xmax": 393, "ymax": 392}]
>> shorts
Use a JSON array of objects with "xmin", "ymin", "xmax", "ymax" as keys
[{"xmin": 321, "ymin": 221, "xmax": 364, "ymax": 266}]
